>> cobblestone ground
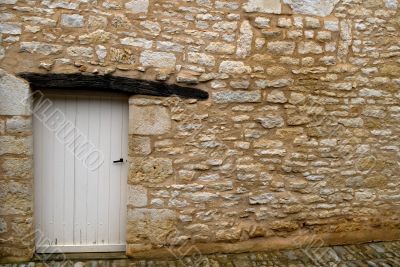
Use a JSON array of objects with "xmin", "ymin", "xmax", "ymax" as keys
[{"xmin": 3, "ymin": 241, "xmax": 400, "ymax": 267}]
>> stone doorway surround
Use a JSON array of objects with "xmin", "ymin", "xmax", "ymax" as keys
[
  {"xmin": 0, "ymin": 69, "xmax": 35, "ymax": 262},
  {"xmin": 0, "ymin": 69, "xmax": 209, "ymax": 262}
]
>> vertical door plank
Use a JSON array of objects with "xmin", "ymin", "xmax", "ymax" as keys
[
  {"xmin": 73, "ymin": 98, "xmax": 90, "ymax": 245},
  {"xmin": 63, "ymin": 96, "xmax": 76, "ymax": 245},
  {"xmin": 86, "ymin": 97, "xmax": 101, "ymax": 245},
  {"xmin": 43, "ymin": 100, "xmax": 55, "ymax": 245},
  {"xmin": 53, "ymin": 97, "xmax": 66, "ymax": 245},
  {"xmin": 108, "ymin": 99, "xmax": 123, "ymax": 244},
  {"xmin": 97, "ymin": 97, "xmax": 112, "ymax": 245}
]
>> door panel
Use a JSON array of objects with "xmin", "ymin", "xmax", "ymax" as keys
[{"xmin": 33, "ymin": 93, "xmax": 128, "ymax": 253}]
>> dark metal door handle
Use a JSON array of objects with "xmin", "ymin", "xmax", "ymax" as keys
[{"xmin": 113, "ymin": 158, "xmax": 123, "ymax": 163}]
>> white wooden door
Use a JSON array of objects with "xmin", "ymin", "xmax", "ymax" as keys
[{"xmin": 33, "ymin": 92, "xmax": 128, "ymax": 253}]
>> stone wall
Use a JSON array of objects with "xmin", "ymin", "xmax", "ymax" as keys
[
  {"xmin": 1, "ymin": 0, "xmax": 400, "ymax": 260},
  {"xmin": 0, "ymin": 70, "xmax": 34, "ymax": 261}
]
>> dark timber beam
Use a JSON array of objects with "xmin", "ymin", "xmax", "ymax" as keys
[{"xmin": 18, "ymin": 73, "xmax": 209, "ymax": 100}]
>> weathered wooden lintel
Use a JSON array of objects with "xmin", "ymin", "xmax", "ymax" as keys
[{"xmin": 18, "ymin": 73, "xmax": 209, "ymax": 100}]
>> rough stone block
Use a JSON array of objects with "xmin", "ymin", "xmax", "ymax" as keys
[
  {"xmin": 129, "ymin": 104, "xmax": 171, "ymax": 135},
  {"xmin": 0, "ymin": 136, "xmax": 32, "ymax": 156},
  {"xmin": 243, "ymin": 0, "xmax": 281, "ymax": 14},
  {"xmin": 5, "ymin": 116, "xmax": 31, "ymax": 134},
  {"xmin": 0, "ymin": 23, "xmax": 21, "ymax": 34},
  {"xmin": 256, "ymin": 115, "xmax": 284, "ymax": 129},
  {"xmin": 140, "ymin": 51, "xmax": 176, "ymax": 69},
  {"xmin": 267, "ymin": 90, "xmax": 287, "ymax": 103},
  {"xmin": 127, "ymin": 185, "xmax": 148, "ymax": 207},
  {"xmin": 60, "ymin": 14, "xmax": 84, "ymax": 27},
  {"xmin": 121, "ymin": 37, "xmax": 153, "ymax": 49},
  {"xmin": 127, "ymin": 208, "xmax": 176, "ymax": 245},
  {"xmin": 129, "ymin": 157, "xmax": 173, "ymax": 184},
  {"xmin": 125, "ymin": 0, "xmax": 149, "ymax": 13},
  {"xmin": 0, "ymin": 0, "xmax": 17, "ymax": 4},
  {"xmin": 20, "ymin": 42, "xmax": 63, "ymax": 55},
  {"xmin": 212, "ymin": 91, "xmax": 261, "ymax": 103},
  {"xmin": 267, "ymin": 41, "xmax": 295, "ymax": 55},
  {"xmin": 0, "ymin": 69, "xmax": 31, "ymax": 116},
  {"xmin": 129, "ymin": 136, "xmax": 151, "ymax": 155},
  {"xmin": 249, "ymin": 193, "xmax": 275, "ymax": 204},
  {"xmin": 0, "ymin": 218, "xmax": 6, "ymax": 234},
  {"xmin": 219, "ymin": 61, "xmax": 251, "ymax": 74},
  {"xmin": 236, "ymin": 20, "xmax": 253, "ymax": 58},
  {"xmin": 188, "ymin": 52, "xmax": 215, "ymax": 67},
  {"xmin": 298, "ymin": 41, "xmax": 323, "ymax": 54},
  {"xmin": 283, "ymin": 0, "xmax": 340, "ymax": 16},
  {"xmin": 66, "ymin": 46, "xmax": 93, "ymax": 58},
  {"xmin": 0, "ymin": 180, "xmax": 33, "ymax": 215},
  {"xmin": 1, "ymin": 158, "xmax": 32, "ymax": 178}
]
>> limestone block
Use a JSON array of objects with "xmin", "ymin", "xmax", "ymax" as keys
[
  {"xmin": 129, "ymin": 104, "xmax": 171, "ymax": 135},
  {"xmin": 176, "ymin": 70, "xmax": 199, "ymax": 84},
  {"xmin": 140, "ymin": 51, "xmax": 176, "ymax": 69},
  {"xmin": 363, "ymin": 175, "xmax": 388, "ymax": 188},
  {"xmin": 381, "ymin": 64, "xmax": 400, "ymax": 76},
  {"xmin": 249, "ymin": 193, "xmax": 275, "ymax": 204},
  {"xmin": 212, "ymin": 21, "xmax": 238, "ymax": 32},
  {"xmin": 287, "ymin": 116, "xmax": 311, "ymax": 126},
  {"xmin": 0, "ymin": 69, "xmax": 31, "ymax": 116},
  {"xmin": 384, "ymin": 0, "xmax": 398, "ymax": 9},
  {"xmin": 219, "ymin": 61, "xmax": 251, "ymax": 74},
  {"xmin": 0, "ymin": 46, "xmax": 4, "ymax": 60},
  {"xmin": 88, "ymin": 15, "xmax": 108, "ymax": 29},
  {"xmin": 298, "ymin": 41, "xmax": 323, "ymax": 54},
  {"xmin": 127, "ymin": 208, "xmax": 177, "ymax": 245},
  {"xmin": 0, "ymin": 180, "xmax": 33, "ymax": 215},
  {"xmin": 215, "ymin": 228, "xmax": 241, "ymax": 241},
  {"xmin": 255, "ymin": 78, "xmax": 294, "ymax": 89},
  {"xmin": 78, "ymin": 30, "xmax": 113, "ymax": 44},
  {"xmin": 121, "ymin": 37, "xmax": 153, "ymax": 49},
  {"xmin": 125, "ymin": 0, "xmax": 149, "ymax": 13},
  {"xmin": 95, "ymin": 45, "xmax": 107, "ymax": 62},
  {"xmin": 254, "ymin": 17, "xmax": 270, "ymax": 28},
  {"xmin": 338, "ymin": 118, "xmax": 364, "ymax": 127},
  {"xmin": 110, "ymin": 47, "xmax": 135, "ymax": 64},
  {"xmin": 206, "ymin": 42, "xmax": 235, "ymax": 54},
  {"xmin": 185, "ymin": 192, "xmax": 218, "ymax": 202},
  {"xmin": 0, "ymin": 0, "xmax": 17, "ymax": 4},
  {"xmin": 0, "ymin": 136, "xmax": 32, "ymax": 156},
  {"xmin": 140, "ymin": 21, "xmax": 161, "ymax": 36},
  {"xmin": 157, "ymin": 41, "xmax": 184, "ymax": 52},
  {"xmin": 243, "ymin": 0, "xmax": 281, "ymax": 14},
  {"xmin": 0, "ymin": 218, "xmax": 6, "ymax": 234},
  {"xmin": 283, "ymin": 0, "xmax": 340, "ymax": 17},
  {"xmin": 256, "ymin": 115, "xmax": 284, "ymax": 129},
  {"xmin": 267, "ymin": 90, "xmax": 287, "ymax": 103},
  {"xmin": 6, "ymin": 116, "xmax": 31, "ymax": 134},
  {"xmin": 212, "ymin": 91, "xmax": 261, "ymax": 103},
  {"xmin": 0, "ymin": 23, "xmax": 21, "ymax": 34},
  {"xmin": 127, "ymin": 185, "xmax": 148, "ymax": 207},
  {"xmin": 60, "ymin": 14, "xmax": 84, "ymax": 27},
  {"xmin": 267, "ymin": 41, "xmax": 295, "ymax": 55},
  {"xmin": 66, "ymin": 46, "xmax": 93, "ymax": 58},
  {"xmin": 129, "ymin": 136, "xmax": 151, "ymax": 155},
  {"xmin": 1, "ymin": 158, "xmax": 33, "ymax": 178},
  {"xmin": 129, "ymin": 157, "xmax": 173, "ymax": 184},
  {"xmin": 20, "ymin": 42, "xmax": 63, "ymax": 55},
  {"xmin": 188, "ymin": 52, "xmax": 215, "ymax": 67},
  {"xmin": 236, "ymin": 20, "xmax": 253, "ymax": 58}
]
